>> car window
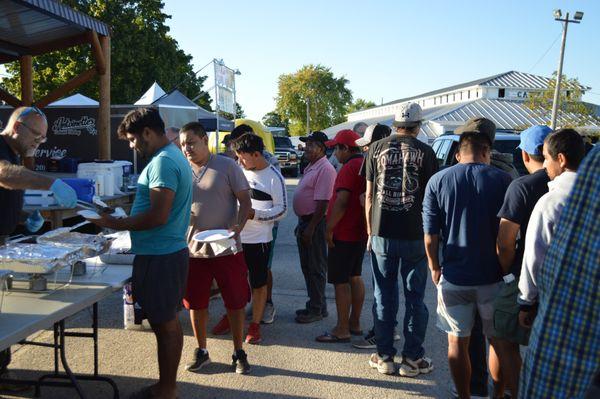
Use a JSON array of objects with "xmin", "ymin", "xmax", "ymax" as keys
[
  {"xmin": 436, "ymin": 139, "xmax": 453, "ymax": 166},
  {"xmin": 431, "ymin": 140, "xmax": 442, "ymax": 156},
  {"xmin": 274, "ymin": 137, "xmax": 292, "ymax": 148},
  {"xmin": 493, "ymin": 139, "xmax": 526, "ymax": 175}
]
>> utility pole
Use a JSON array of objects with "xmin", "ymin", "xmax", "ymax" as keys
[
  {"xmin": 306, "ymin": 98, "xmax": 310, "ymax": 134},
  {"xmin": 550, "ymin": 10, "xmax": 584, "ymax": 130}
]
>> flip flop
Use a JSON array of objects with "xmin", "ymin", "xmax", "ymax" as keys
[
  {"xmin": 315, "ymin": 332, "xmax": 351, "ymax": 343},
  {"xmin": 350, "ymin": 330, "xmax": 363, "ymax": 336}
]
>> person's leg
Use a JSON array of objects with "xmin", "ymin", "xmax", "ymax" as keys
[
  {"xmin": 448, "ymin": 334, "xmax": 471, "ymax": 399},
  {"xmin": 190, "ymin": 309, "xmax": 209, "ymax": 349},
  {"xmin": 309, "ymin": 220, "xmax": 328, "ymax": 315},
  {"xmin": 251, "ymin": 286, "xmax": 268, "ymax": 324},
  {"xmin": 266, "ymin": 270, "xmax": 273, "ymax": 302},
  {"xmin": 349, "ymin": 276, "xmax": 365, "ymax": 333},
  {"xmin": 489, "ymin": 343, "xmax": 505, "ymax": 397},
  {"xmin": 266, "ymin": 225, "xmax": 278, "ymax": 303},
  {"xmin": 150, "ymin": 317, "xmax": 183, "ymax": 398},
  {"xmin": 295, "ymin": 220, "xmax": 311, "ymax": 310},
  {"xmin": 227, "ymin": 308, "xmax": 245, "ymax": 351},
  {"xmin": 183, "ymin": 257, "xmax": 212, "ymax": 350},
  {"xmin": 398, "ymin": 239, "xmax": 429, "ymax": 361},
  {"xmin": 371, "ymin": 236, "xmax": 400, "ymax": 359},
  {"xmin": 333, "ymin": 283, "xmax": 351, "ymax": 337},
  {"xmin": 494, "ymin": 339, "xmax": 521, "ymax": 398},
  {"xmin": 469, "ymin": 312, "xmax": 490, "ymax": 397}
]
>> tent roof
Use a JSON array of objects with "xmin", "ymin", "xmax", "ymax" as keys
[
  {"xmin": 152, "ymin": 90, "xmax": 197, "ymax": 108},
  {"xmin": 48, "ymin": 93, "xmax": 98, "ymax": 106},
  {"xmin": 134, "ymin": 82, "xmax": 166, "ymax": 105}
]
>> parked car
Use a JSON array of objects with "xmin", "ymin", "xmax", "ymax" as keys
[
  {"xmin": 431, "ymin": 132, "xmax": 526, "ymax": 175},
  {"xmin": 273, "ymin": 136, "xmax": 300, "ymax": 177}
]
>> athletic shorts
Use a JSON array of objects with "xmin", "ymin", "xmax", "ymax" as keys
[
  {"xmin": 132, "ymin": 248, "xmax": 189, "ymax": 324},
  {"xmin": 242, "ymin": 242, "xmax": 271, "ymax": 289},
  {"xmin": 267, "ymin": 225, "xmax": 278, "ymax": 270},
  {"xmin": 492, "ymin": 280, "xmax": 531, "ymax": 345},
  {"xmin": 183, "ymin": 253, "xmax": 250, "ymax": 311},
  {"xmin": 436, "ymin": 276, "xmax": 502, "ymax": 338},
  {"xmin": 327, "ymin": 239, "xmax": 366, "ymax": 284}
]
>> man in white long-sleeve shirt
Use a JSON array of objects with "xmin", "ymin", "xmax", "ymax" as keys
[
  {"xmin": 518, "ymin": 128, "xmax": 585, "ymax": 329},
  {"xmin": 232, "ymin": 133, "xmax": 288, "ymax": 344}
]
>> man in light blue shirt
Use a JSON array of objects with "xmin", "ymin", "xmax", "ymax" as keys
[{"xmin": 88, "ymin": 107, "xmax": 191, "ymax": 399}]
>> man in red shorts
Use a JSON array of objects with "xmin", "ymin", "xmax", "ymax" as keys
[{"xmin": 179, "ymin": 122, "xmax": 253, "ymax": 374}]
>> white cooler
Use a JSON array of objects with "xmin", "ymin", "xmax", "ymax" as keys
[{"xmin": 77, "ymin": 162, "xmax": 125, "ymax": 196}]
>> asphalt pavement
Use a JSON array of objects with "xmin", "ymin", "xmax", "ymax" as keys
[{"xmin": 5, "ymin": 178, "xmax": 453, "ymax": 399}]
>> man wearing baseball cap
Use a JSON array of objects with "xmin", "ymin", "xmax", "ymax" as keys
[
  {"xmin": 315, "ymin": 130, "xmax": 367, "ymax": 343},
  {"xmin": 491, "ymin": 125, "xmax": 552, "ymax": 398},
  {"xmin": 293, "ymin": 131, "xmax": 337, "ymax": 323},
  {"xmin": 364, "ymin": 102, "xmax": 438, "ymax": 375}
]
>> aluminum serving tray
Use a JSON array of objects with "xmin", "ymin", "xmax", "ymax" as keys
[{"xmin": 0, "ymin": 243, "xmax": 82, "ymax": 274}]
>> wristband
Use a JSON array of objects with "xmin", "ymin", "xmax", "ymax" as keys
[{"xmin": 502, "ymin": 273, "xmax": 515, "ymax": 283}]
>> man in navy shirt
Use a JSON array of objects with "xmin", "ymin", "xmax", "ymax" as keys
[{"xmin": 423, "ymin": 132, "xmax": 511, "ymax": 399}]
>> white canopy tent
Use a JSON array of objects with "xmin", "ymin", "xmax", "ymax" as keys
[{"xmin": 48, "ymin": 93, "xmax": 99, "ymax": 107}]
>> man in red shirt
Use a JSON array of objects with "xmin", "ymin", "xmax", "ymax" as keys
[{"xmin": 316, "ymin": 129, "xmax": 367, "ymax": 343}]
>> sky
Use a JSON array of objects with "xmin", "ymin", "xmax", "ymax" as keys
[{"xmin": 164, "ymin": 0, "xmax": 600, "ymax": 121}]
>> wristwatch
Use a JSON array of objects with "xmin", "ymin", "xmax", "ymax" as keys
[{"xmin": 503, "ymin": 273, "xmax": 515, "ymax": 283}]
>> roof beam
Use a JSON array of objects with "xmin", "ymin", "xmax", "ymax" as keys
[
  {"xmin": 28, "ymin": 32, "xmax": 89, "ymax": 57},
  {"xmin": 0, "ymin": 38, "xmax": 29, "ymax": 57},
  {"xmin": 0, "ymin": 86, "xmax": 22, "ymax": 108},
  {"xmin": 87, "ymin": 30, "xmax": 106, "ymax": 75},
  {"xmin": 35, "ymin": 68, "xmax": 96, "ymax": 108}
]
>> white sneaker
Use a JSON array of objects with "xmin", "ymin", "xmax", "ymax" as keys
[
  {"xmin": 262, "ymin": 302, "xmax": 276, "ymax": 324},
  {"xmin": 399, "ymin": 356, "xmax": 433, "ymax": 377},
  {"xmin": 368, "ymin": 353, "xmax": 396, "ymax": 375}
]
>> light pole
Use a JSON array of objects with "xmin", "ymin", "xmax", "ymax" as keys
[
  {"xmin": 306, "ymin": 97, "xmax": 310, "ymax": 135},
  {"xmin": 550, "ymin": 9, "xmax": 584, "ymax": 130}
]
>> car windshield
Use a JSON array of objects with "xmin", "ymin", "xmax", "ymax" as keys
[
  {"xmin": 494, "ymin": 139, "xmax": 526, "ymax": 175},
  {"xmin": 274, "ymin": 137, "xmax": 293, "ymax": 148}
]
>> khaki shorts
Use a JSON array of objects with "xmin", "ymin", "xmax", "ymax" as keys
[
  {"xmin": 436, "ymin": 276, "xmax": 502, "ymax": 337},
  {"xmin": 492, "ymin": 280, "xmax": 530, "ymax": 345}
]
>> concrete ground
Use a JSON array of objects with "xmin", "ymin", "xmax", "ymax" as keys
[{"xmin": 4, "ymin": 178, "xmax": 454, "ymax": 399}]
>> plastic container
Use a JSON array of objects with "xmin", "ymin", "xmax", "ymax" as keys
[
  {"xmin": 60, "ymin": 157, "xmax": 79, "ymax": 173},
  {"xmin": 77, "ymin": 162, "xmax": 123, "ymax": 196},
  {"xmin": 62, "ymin": 178, "xmax": 95, "ymax": 202},
  {"xmin": 24, "ymin": 190, "xmax": 57, "ymax": 206}
]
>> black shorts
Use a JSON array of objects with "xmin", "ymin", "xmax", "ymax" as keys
[
  {"xmin": 327, "ymin": 239, "xmax": 367, "ymax": 284},
  {"xmin": 132, "ymin": 248, "xmax": 189, "ymax": 324},
  {"xmin": 242, "ymin": 242, "xmax": 271, "ymax": 289}
]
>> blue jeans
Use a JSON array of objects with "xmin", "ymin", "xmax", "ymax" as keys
[{"xmin": 371, "ymin": 236, "xmax": 429, "ymax": 359}]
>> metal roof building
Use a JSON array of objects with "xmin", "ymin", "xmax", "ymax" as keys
[{"xmin": 324, "ymin": 71, "xmax": 600, "ymax": 141}]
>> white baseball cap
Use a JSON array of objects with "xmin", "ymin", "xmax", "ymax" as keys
[{"xmin": 392, "ymin": 102, "xmax": 423, "ymax": 127}]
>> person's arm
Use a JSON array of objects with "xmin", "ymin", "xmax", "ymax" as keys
[
  {"xmin": 250, "ymin": 173, "xmax": 288, "ymax": 223},
  {"xmin": 424, "ymin": 234, "xmax": 441, "ymax": 285},
  {"xmin": 92, "ymin": 187, "xmax": 175, "ymax": 231},
  {"xmin": 232, "ymin": 189, "xmax": 251, "ymax": 235},
  {"xmin": 301, "ymin": 200, "xmax": 328, "ymax": 246},
  {"xmin": 0, "ymin": 160, "xmax": 53, "ymax": 190},
  {"xmin": 326, "ymin": 190, "xmax": 350, "ymax": 248},
  {"xmin": 497, "ymin": 218, "xmax": 520, "ymax": 275}
]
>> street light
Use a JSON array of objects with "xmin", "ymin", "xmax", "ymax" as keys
[{"xmin": 550, "ymin": 9, "xmax": 584, "ymax": 129}]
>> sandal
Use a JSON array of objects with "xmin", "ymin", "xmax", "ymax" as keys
[{"xmin": 315, "ymin": 332, "xmax": 351, "ymax": 343}]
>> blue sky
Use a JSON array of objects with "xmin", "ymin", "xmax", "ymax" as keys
[{"xmin": 163, "ymin": 0, "xmax": 600, "ymax": 121}]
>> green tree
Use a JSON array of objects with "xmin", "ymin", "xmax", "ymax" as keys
[
  {"xmin": 346, "ymin": 98, "xmax": 376, "ymax": 114},
  {"xmin": 525, "ymin": 72, "xmax": 598, "ymax": 128},
  {"xmin": 275, "ymin": 64, "xmax": 352, "ymax": 136},
  {"xmin": 262, "ymin": 111, "xmax": 289, "ymax": 129},
  {"xmin": 219, "ymin": 102, "xmax": 245, "ymax": 121},
  {"xmin": 0, "ymin": 0, "xmax": 211, "ymax": 108}
]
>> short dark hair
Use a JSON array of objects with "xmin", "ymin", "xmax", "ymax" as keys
[
  {"xmin": 117, "ymin": 107, "xmax": 164, "ymax": 139},
  {"xmin": 458, "ymin": 131, "xmax": 492, "ymax": 155},
  {"xmin": 545, "ymin": 128, "xmax": 585, "ymax": 170},
  {"xmin": 529, "ymin": 149, "xmax": 545, "ymax": 163},
  {"xmin": 181, "ymin": 121, "xmax": 207, "ymax": 137},
  {"xmin": 230, "ymin": 124, "xmax": 254, "ymax": 141},
  {"xmin": 231, "ymin": 133, "xmax": 264, "ymax": 154},
  {"xmin": 396, "ymin": 124, "xmax": 420, "ymax": 135},
  {"xmin": 372, "ymin": 124, "xmax": 392, "ymax": 142}
]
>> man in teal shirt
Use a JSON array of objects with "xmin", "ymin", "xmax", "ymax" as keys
[{"xmin": 88, "ymin": 107, "xmax": 191, "ymax": 399}]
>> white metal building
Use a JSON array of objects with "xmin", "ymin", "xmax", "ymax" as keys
[{"xmin": 324, "ymin": 71, "xmax": 600, "ymax": 142}]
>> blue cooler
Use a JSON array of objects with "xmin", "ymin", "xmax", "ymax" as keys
[{"xmin": 62, "ymin": 178, "xmax": 95, "ymax": 203}]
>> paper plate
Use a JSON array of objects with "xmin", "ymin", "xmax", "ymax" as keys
[
  {"xmin": 77, "ymin": 210, "xmax": 101, "ymax": 220},
  {"xmin": 193, "ymin": 229, "xmax": 235, "ymax": 243}
]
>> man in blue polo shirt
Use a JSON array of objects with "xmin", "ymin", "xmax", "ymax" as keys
[
  {"xmin": 423, "ymin": 132, "xmax": 511, "ymax": 399},
  {"xmin": 88, "ymin": 108, "xmax": 192, "ymax": 399}
]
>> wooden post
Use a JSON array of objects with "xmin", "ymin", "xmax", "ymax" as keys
[
  {"xmin": 20, "ymin": 55, "xmax": 33, "ymax": 105},
  {"xmin": 98, "ymin": 35, "xmax": 111, "ymax": 160}
]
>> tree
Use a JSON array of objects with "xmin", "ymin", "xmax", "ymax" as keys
[
  {"xmin": 346, "ymin": 98, "xmax": 376, "ymax": 114},
  {"xmin": 219, "ymin": 102, "xmax": 245, "ymax": 121},
  {"xmin": 525, "ymin": 72, "xmax": 598, "ymax": 128},
  {"xmin": 0, "ymin": 0, "xmax": 211, "ymax": 109},
  {"xmin": 275, "ymin": 64, "xmax": 352, "ymax": 136},
  {"xmin": 262, "ymin": 111, "xmax": 289, "ymax": 129}
]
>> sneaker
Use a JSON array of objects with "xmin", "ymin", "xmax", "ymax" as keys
[
  {"xmin": 185, "ymin": 348, "xmax": 211, "ymax": 372},
  {"xmin": 368, "ymin": 353, "xmax": 395, "ymax": 375},
  {"xmin": 399, "ymin": 356, "xmax": 433, "ymax": 377},
  {"xmin": 296, "ymin": 308, "xmax": 328, "ymax": 317},
  {"xmin": 211, "ymin": 314, "xmax": 230, "ymax": 335},
  {"xmin": 353, "ymin": 330, "xmax": 376, "ymax": 349},
  {"xmin": 295, "ymin": 312, "xmax": 323, "ymax": 324},
  {"xmin": 262, "ymin": 302, "xmax": 276, "ymax": 324},
  {"xmin": 232, "ymin": 350, "xmax": 251, "ymax": 374},
  {"xmin": 245, "ymin": 322, "xmax": 262, "ymax": 344}
]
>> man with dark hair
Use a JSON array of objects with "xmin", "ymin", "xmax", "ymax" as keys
[
  {"xmin": 293, "ymin": 131, "xmax": 336, "ymax": 323},
  {"xmin": 518, "ymin": 128, "xmax": 585, "ymax": 328},
  {"xmin": 329, "ymin": 122, "xmax": 367, "ymax": 171},
  {"xmin": 423, "ymin": 132, "xmax": 511, "ymax": 399},
  {"xmin": 178, "ymin": 121, "xmax": 253, "ymax": 374},
  {"xmin": 231, "ymin": 134, "xmax": 287, "ymax": 344},
  {"xmin": 88, "ymin": 107, "xmax": 192, "ymax": 398},
  {"xmin": 365, "ymin": 102, "xmax": 438, "ymax": 376},
  {"xmin": 493, "ymin": 125, "xmax": 552, "ymax": 398},
  {"xmin": 315, "ymin": 129, "xmax": 367, "ymax": 344}
]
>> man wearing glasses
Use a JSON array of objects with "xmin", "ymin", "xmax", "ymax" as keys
[{"xmin": 0, "ymin": 106, "xmax": 78, "ymax": 391}]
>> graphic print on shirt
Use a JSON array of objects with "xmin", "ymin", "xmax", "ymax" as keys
[{"xmin": 376, "ymin": 142, "xmax": 425, "ymax": 212}]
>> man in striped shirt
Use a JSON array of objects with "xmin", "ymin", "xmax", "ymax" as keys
[{"xmin": 232, "ymin": 134, "xmax": 288, "ymax": 344}]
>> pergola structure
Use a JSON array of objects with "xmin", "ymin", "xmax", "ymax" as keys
[{"xmin": 0, "ymin": 0, "xmax": 112, "ymax": 159}]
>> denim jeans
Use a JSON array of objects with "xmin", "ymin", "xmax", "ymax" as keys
[
  {"xmin": 371, "ymin": 236, "xmax": 429, "ymax": 359},
  {"xmin": 295, "ymin": 219, "xmax": 327, "ymax": 315}
]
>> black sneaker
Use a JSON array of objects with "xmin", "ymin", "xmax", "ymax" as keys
[
  {"xmin": 185, "ymin": 348, "xmax": 210, "ymax": 372},
  {"xmin": 232, "ymin": 350, "xmax": 250, "ymax": 374},
  {"xmin": 296, "ymin": 308, "xmax": 328, "ymax": 318}
]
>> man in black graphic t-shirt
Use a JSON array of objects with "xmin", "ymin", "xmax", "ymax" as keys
[{"xmin": 364, "ymin": 102, "xmax": 438, "ymax": 376}]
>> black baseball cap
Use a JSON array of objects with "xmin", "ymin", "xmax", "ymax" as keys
[{"xmin": 299, "ymin": 131, "xmax": 328, "ymax": 144}]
